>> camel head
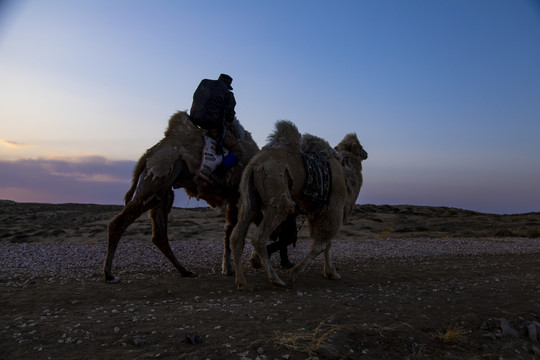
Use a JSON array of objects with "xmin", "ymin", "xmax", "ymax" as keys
[{"xmin": 335, "ymin": 133, "xmax": 367, "ymax": 160}]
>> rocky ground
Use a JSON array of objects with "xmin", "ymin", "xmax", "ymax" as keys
[{"xmin": 0, "ymin": 200, "xmax": 539, "ymax": 359}]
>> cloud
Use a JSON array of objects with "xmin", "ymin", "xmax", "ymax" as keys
[
  {"xmin": 1, "ymin": 156, "xmax": 538, "ymax": 214},
  {"xmin": 0, "ymin": 139, "xmax": 29, "ymax": 148},
  {"xmin": 0, "ymin": 156, "xmax": 204, "ymax": 207}
]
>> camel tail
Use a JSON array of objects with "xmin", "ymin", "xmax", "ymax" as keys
[
  {"xmin": 237, "ymin": 161, "xmax": 259, "ymax": 222},
  {"xmin": 124, "ymin": 152, "xmax": 148, "ymax": 205}
]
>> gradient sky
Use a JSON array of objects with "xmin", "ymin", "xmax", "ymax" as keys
[{"xmin": 1, "ymin": 0, "xmax": 539, "ymax": 214}]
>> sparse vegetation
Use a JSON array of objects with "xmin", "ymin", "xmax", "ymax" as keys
[{"xmin": 435, "ymin": 325, "xmax": 468, "ymax": 344}]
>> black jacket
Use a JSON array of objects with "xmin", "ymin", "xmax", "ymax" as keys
[{"xmin": 190, "ymin": 79, "xmax": 236, "ymax": 129}]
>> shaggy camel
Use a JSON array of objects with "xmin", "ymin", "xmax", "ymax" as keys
[
  {"xmin": 103, "ymin": 111, "xmax": 294, "ymax": 283},
  {"xmin": 231, "ymin": 120, "xmax": 368, "ymax": 289}
]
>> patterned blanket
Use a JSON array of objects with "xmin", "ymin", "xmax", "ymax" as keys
[
  {"xmin": 301, "ymin": 153, "xmax": 332, "ymax": 204},
  {"xmin": 198, "ymin": 136, "xmax": 229, "ymax": 178}
]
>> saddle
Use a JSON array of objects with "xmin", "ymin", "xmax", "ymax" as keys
[{"xmin": 301, "ymin": 153, "xmax": 332, "ymax": 204}]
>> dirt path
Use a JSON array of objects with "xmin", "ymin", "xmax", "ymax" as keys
[{"xmin": 2, "ymin": 253, "xmax": 539, "ymax": 360}]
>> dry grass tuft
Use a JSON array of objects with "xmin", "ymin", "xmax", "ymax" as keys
[
  {"xmin": 435, "ymin": 325, "xmax": 468, "ymax": 344},
  {"xmin": 274, "ymin": 318, "xmax": 346, "ymax": 356},
  {"xmin": 274, "ymin": 319, "xmax": 414, "ymax": 357}
]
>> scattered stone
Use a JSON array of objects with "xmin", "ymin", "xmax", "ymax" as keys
[
  {"xmin": 184, "ymin": 332, "xmax": 204, "ymax": 345},
  {"xmin": 500, "ymin": 318, "xmax": 520, "ymax": 338},
  {"xmin": 326, "ymin": 315, "xmax": 339, "ymax": 325},
  {"xmin": 132, "ymin": 336, "xmax": 145, "ymax": 347},
  {"xmin": 525, "ymin": 323, "xmax": 538, "ymax": 343}
]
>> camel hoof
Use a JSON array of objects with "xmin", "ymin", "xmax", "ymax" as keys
[
  {"xmin": 324, "ymin": 272, "xmax": 341, "ymax": 280},
  {"xmin": 288, "ymin": 270, "xmax": 298, "ymax": 284},
  {"xmin": 271, "ymin": 278, "xmax": 287, "ymax": 287},
  {"xmin": 221, "ymin": 266, "xmax": 235, "ymax": 276},
  {"xmin": 181, "ymin": 271, "xmax": 197, "ymax": 278},
  {"xmin": 105, "ymin": 277, "xmax": 121, "ymax": 284},
  {"xmin": 236, "ymin": 283, "xmax": 251, "ymax": 291}
]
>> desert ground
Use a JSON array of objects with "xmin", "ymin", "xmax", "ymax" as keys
[{"xmin": 1, "ymin": 200, "xmax": 539, "ymax": 359}]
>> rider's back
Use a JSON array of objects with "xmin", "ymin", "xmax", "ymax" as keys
[{"xmin": 190, "ymin": 79, "xmax": 230, "ymax": 129}]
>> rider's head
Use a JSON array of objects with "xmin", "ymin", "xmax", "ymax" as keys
[{"xmin": 218, "ymin": 74, "xmax": 233, "ymax": 90}]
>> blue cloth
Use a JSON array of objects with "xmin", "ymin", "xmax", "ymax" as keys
[{"xmin": 223, "ymin": 153, "xmax": 238, "ymax": 169}]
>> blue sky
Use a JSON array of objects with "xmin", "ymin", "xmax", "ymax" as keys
[{"xmin": 1, "ymin": 0, "xmax": 539, "ymax": 214}]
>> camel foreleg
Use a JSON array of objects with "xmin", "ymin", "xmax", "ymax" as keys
[
  {"xmin": 323, "ymin": 241, "xmax": 340, "ymax": 280},
  {"xmin": 222, "ymin": 199, "xmax": 239, "ymax": 276},
  {"xmin": 288, "ymin": 239, "xmax": 327, "ymax": 284},
  {"xmin": 150, "ymin": 189, "xmax": 195, "ymax": 277},
  {"xmin": 103, "ymin": 201, "xmax": 147, "ymax": 283}
]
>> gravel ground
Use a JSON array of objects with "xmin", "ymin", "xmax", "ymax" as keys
[{"xmin": 1, "ymin": 237, "xmax": 539, "ymax": 283}]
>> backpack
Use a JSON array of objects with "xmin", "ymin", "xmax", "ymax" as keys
[{"xmin": 190, "ymin": 79, "xmax": 228, "ymax": 129}]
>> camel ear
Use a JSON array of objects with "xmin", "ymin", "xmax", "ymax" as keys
[{"xmin": 348, "ymin": 134, "xmax": 361, "ymax": 153}]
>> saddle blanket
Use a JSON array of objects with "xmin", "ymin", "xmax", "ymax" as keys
[
  {"xmin": 199, "ymin": 136, "xmax": 229, "ymax": 178},
  {"xmin": 301, "ymin": 153, "xmax": 332, "ymax": 204}
]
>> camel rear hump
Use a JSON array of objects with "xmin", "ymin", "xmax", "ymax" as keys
[{"xmin": 263, "ymin": 120, "xmax": 301, "ymax": 150}]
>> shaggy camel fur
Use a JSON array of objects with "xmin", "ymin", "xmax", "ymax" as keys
[
  {"xmin": 104, "ymin": 111, "xmax": 267, "ymax": 282},
  {"xmin": 231, "ymin": 120, "xmax": 368, "ymax": 289}
]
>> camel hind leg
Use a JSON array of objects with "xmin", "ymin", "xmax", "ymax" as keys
[
  {"xmin": 249, "ymin": 193, "xmax": 296, "ymax": 287},
  {"xmin": 231, "ymin": 215, "xmax": 251, "ymax": 290},
  {"xmin": 231, "ymin": 196, "xmax": 261, "ymax": 289},
  {"xmin": 251, "ymin": 219, "xmax": 289, "ymax": 287},
  {"xmin": 150, "ymin": 189, "xmax": 195, "ymax": 277}
]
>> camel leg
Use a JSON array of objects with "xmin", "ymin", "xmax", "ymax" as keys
[
  {"xmin": 289, "ymin": 209, "xmax": 342, "ymax": 283},
  {"xmin": 150, "ymin": 189, "xmax": 195, "ymax": 277},
  {"xmin": 250, "ymin": 209, "xmax": 292, "ymax": 287},
  {"xmin": 251, "ymin": 214, "xmax": 296, "ymax": 269},
  {"xmin": 288, "ymin": 239, "xmax": 327, "ymax": 284},
  {"xmin": 251, "ymin": 226, "xmax": 287, "ymax": 287},
  {"xmin": 222, "ymin": 197, "xmax": 239, "ymax": 276},
  {"xmin": 276, "ymin": 213, "xmax": 297, "ymax": 269},
  {"xmin": 323, "ymin": 241, "xmax": 340, "ymax": 280},
  {"xmin": 231, "ymin": 216, "xmax": 251, "ymax": 290},
  {"xmin": 104, "ymin": 201, "xmax": 148, "ymax": 283}
]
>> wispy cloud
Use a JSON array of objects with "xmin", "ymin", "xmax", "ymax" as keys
[
  {"xmin": 0, "ymin": 139, "xmax": 29, "ymax": 148},
  {"xmin": 0, "ymin": 156, "xmax": 203, "ymax": 206},
  {"xmin": 0, "ymin": 156, "xmax": 537, "ymax": 213}
]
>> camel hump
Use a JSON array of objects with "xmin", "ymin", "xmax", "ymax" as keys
[
  {"xmin": 164, "ymin": 111, "xmax": 197, "ymax": 137},
  {"xmin": 301, "ymin": 133, "xmax": 341, "ymax": 160},
  {"xmin": 264, "ymin": 120, "xmax": 301, "ymax": 150}
]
